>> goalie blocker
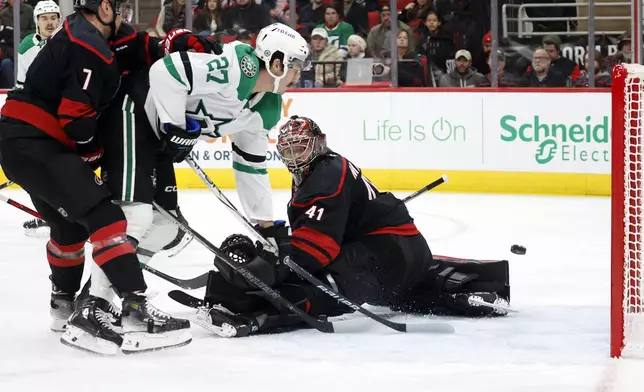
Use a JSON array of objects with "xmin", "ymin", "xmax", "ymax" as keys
[{"xmin": 195, "ymin": 116, "xmax": 510, "ymax": 338}]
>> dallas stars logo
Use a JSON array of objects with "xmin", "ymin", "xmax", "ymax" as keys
[{"xmin": 240, "ymin": 55, "xmax": 257, "ymax": 78}]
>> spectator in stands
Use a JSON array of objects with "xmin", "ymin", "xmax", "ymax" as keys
[
  {"xmin": 193, "ymin": 0, "xmax": 222, "ymax": 36},
  {"xmin": 437, "ymin": 49, "xmax": 485, "ymax": 87},
  {"xmin": 604, "ymin": 32, "xmax": 632, "ymax": 72},
  {"xmin": 417, "ymin": 10, "xmax": 453, "ymax": 86},
  {"xmin": 541, "ymin": 35, "xmax": 580, "ymax": 82},
  {"xmin": 341, "ymin": 0, "xmax": 368, "ymax": 37},
  {"xmin": 236, "ymin": 28, "xmax": 252, "ymax": 45},
  {"xmin": 316, "ymin": 4, "xmax": 354, "ymax": 57},
  {"xmin": 521, "ymin": 48, "xmax": 567, "ymax": 87},
  {"xmin": 395, "ymin": 29, "xmax": 424, "ymax": 87},
  {"xmin": 0, "ymin": 0, "xmax": 35, "ymax": 39},
  {"xmin": 0, "ymin": 23, "xmax": 13, "ymax": 88},
  {"xmin": 477, "ymin": 50, "xmax": 519, "ymax": 87},
  {"xmin": 266, "ymin": 0, "xmax": 287, "ymax": 24},
  {"xmin": 339, "ymin": 34, "xmax": 367, "ymax": 82},
  {"xmin": 300, "ymin": 0, "xmax": 326, "ymax": 35},
  {"xmin": 282, "ymin": 5, "xmax": 309, "ymax": 37},
  {"xmin": 472, "ymin": 30, "xmax": 491, "ymax": 76},
  {"xmin": 367, "ymin": 5, "xmax": 414, "ymax": 58},
  {"xmin": 156, "ymin": 0, "xmax": 186, "ymax": 37},
  {"xmin": 308, "ymin": 27, "xmax": 343, "ymax": 87},
  {"xmin": 221, "ymin": 0, "xmax": 271, "ymax": 34},
  {"xmin": 575, "ymin": 52, "xmax": 611, "ymax": 88},
  {"xmin": 399, "ymin": 0, "xmax": 431, "ymax": 28}
]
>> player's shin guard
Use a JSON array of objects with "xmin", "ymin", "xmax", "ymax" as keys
[{"xmin": 47, "ymin": 239, "xmax": 85, "ymax": 331}]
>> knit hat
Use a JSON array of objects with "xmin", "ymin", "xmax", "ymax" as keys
[
  {"xmin": 482, "ymin": 31, "xmax": 491, "ymax": 45},
  {"xmin": 542, "ymin": 35, "xmax": 562, "ymax": 49},
  {"xmin": 347, "ymin": 34, "xmax": 366, "ymax": 52}
]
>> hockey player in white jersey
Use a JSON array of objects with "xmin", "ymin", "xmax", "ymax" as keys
[
  {"xmin": 17, "ymin": 0, "xmax": 61, "ymax": 237},
  {"xmin": 145, "ymin": 23, "xmax": 308, "ymax": 227}
]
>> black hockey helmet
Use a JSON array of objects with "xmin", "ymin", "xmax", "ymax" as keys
[
  {"xmin": 74, "ymin": 0, "xmax": 133, "ymax": 25},
  {"xmin": 276, "ymin": 115, "xmax": 328, "ymax": 186}
]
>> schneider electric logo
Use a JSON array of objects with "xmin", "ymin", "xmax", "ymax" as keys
[
  {"xmin": 362, "ymin": 117, "xmax": 465, "ymax": 142},
  {"xmin": 499, "ymin": 115, "xmax": 610, "ymax": 164}
]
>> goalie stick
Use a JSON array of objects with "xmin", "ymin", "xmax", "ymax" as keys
[
  {"xmin": 152, "ymin": 201, "xmax": 335, "ymax": 333},
  {"xmin": 184, "ymin": 158, "xmax": 453, "ymax": 333}
]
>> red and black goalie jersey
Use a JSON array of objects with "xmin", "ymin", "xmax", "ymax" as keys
[{"xmin": 287, "ymin": 153, "xmax": 421, "ymax": 274}]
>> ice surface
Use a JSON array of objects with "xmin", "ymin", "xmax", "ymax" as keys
[{"xmin": 1, "ymin": 189, "xmax": 643, "ymax": 391}]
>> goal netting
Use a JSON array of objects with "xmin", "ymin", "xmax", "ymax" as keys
[{"xmin": 612, "ymin": 63, "xmax": 644, "ymax": 358}]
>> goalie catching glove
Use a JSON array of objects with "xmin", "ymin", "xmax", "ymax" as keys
[
  {"xmin": 161, "ymin": 117, "xmax": 201, "ymax": 163},
  {"xmin": 215, "ymin": 233, "xmax": 290, "ymax": 290}
]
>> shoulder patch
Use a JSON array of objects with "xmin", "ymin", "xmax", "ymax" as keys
[
  {"xmin": 234, "ymin": 44, "xmax": 260, "ymax": 101},
  {"xmin": 240, "ymin": 54, "xmax": 258, "ymax": 78}
]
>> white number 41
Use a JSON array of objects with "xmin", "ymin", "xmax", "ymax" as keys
[{"xmin": 305, "ymin": 205, "xmax": 324, "ymax": 220}]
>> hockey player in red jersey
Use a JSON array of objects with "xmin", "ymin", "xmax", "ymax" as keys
[
  {"xmin": 0, "ymin": 0, "xmax": 193, "ymax": 355},
  {"xmin": 194, "ymin": 116, "xmax": 511, "ymax": 337}
]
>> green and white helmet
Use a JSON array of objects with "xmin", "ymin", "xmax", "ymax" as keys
[{"xmin": 254, "ymin": 23, "xmax": 309, "ymax": 93}]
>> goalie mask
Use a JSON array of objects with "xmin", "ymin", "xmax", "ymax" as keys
[{"xmin": 276, "ymin": 116, "xmax": 327, "ymax": 186}]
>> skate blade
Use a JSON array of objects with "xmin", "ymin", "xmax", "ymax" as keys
[
  {"xmin": 60, "ymin": 325, "xmax": 120, "ymax": 356},
  {"xmin": 161, "ymin": 234, "xmax": 194, "ymax": 258},
  {"xmin": 50, "ymin": 319, "xmax": 68, "ymax": 332},
  {"xmin": 121, "ymin": 329, "xmax": 192, "ymax": 354},
  {"xmin": 192, "ymin": 308, "xmax": 240, "ymax": 338},
  {"xmin": 24, "ymin": 227, "xmax": 50, "ymax": 238},
  {"xmin": 468, "ymin": 297, "xmax": 517, "ymax": 315}
]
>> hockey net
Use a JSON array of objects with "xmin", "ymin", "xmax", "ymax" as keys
[{"xmin": 612, "ymin": 63, "xmax": 644, "ymax": 358}]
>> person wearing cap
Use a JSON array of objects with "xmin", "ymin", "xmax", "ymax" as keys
[
  {"xmin": 309, "ymin": 27, "xmax": 343, "ymax": 87},
  {"xmin": 437, "ymin": 49, "xmax": 486, "ymax": 87},
  {"xmin": 367, "ymin": 4, "xmax": 414, "ymax": 59},
  {"xmin": 541, "ymin": 34, "xmax": 580, "ymax": 82},
  {"xmin": 477, "ymin": 50, "xmax": 520, "ymax": 88},
  {"xmin": 521, "ymin": 47, "xmax": 567, "ymax": 87},
  {"xmin": 603, "ymin": 31, "xmax": 632, "ymax": 72},
  {"xmin": 472, "ymin": 30, "xmax": 492, "ymax": 76}
]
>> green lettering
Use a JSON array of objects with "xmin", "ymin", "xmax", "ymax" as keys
[
  {"xmin": 500, "ymin": 115, "xmax": 517, "ymax": 141},
  {"xmin": 569, "ymin": 124, "xmax": 584, "ymax": 142}
]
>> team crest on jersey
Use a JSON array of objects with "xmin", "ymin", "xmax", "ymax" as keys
[{"xmin": 240, "ymin": 55, "xmax": 257, "ymax": 78}]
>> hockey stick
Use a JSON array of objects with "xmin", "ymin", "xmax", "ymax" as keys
[
  {"xmin": 0, "ymin": 193, "xmax": 41, "ymax": 218},
  {"xmin": 0, "ymin": 180, "xmax": 14, "ymax": 191},
  {"xmin": 0, "ymin": 193, "xmax": 200, "ymax": 290},
  {"xmin": 185, "ymin": 156, "xmax": 273, "ymax": 250},
  {"xmin": 152, "ymin": 200, "xmax": 335, "ymax": 333}
]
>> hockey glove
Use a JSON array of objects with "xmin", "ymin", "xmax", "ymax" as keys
[
  {"xmin": 161, "ymin": 117, "xmax": 201, "ymax": 163},
  {"xmin": 162, "ymin": 28, "xmax": 223, "ymax": 56},
  {"xmin": 256, "ymin": 220, "xmax": 289, "ymax": 256},
  {"xmin": 75, "ymin": 138, "xmax": 103, "ymax": 170}
]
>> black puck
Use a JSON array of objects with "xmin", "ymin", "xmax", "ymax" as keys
[{"xmin": 511, "ymin": 245, "xmax": 526, "ymax": 255}]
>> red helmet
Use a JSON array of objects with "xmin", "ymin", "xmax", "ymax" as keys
[{"xmin": 276, "ymin": 116, "xmax": 327, "ymax": 185}]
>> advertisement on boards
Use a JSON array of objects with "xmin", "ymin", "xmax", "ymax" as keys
[{"xmin": 480, "ymin": 93, "xmax": 610, "ymax": 174}]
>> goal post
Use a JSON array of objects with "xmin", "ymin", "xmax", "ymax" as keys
[{"xmin": 612, "ymin": 63, "xmax": 644, "ymax": 358}]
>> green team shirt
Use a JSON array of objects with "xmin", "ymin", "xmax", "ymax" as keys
[
  {"xmin": 16, "ymin": 33, "xmax": 45, "ymax": 88},
  {"xmin": 316, "ymin": 22, "xmax": 355, "ymax": 55}
]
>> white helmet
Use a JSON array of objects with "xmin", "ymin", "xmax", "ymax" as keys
[
  {"xmin": 34, "ymin": 1, "xmax": 61, "ymax": 37},
  {"xmin": 254, "ymin": 23, "xmax": 309, "ymax": 93}
]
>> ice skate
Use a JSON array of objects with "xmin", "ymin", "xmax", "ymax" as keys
[
  {"xmin": 23, "ymin": 218, "xmax": 50, "ymax": 237},
  {"xmin": 194, "ymin": 304, "xmax": 260, "ymax": 338},
  {"xmin": 60, "ymin": 296, "xmax": 124, "ymax": 356},
  {"xmin": 120, "ymin": 292, "xmax": 192, "ymax": 354}
]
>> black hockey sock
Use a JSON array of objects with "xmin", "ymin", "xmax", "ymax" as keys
[
  {"xmin": 90, "ymin": 220, "xmax": 146, "ymax": 294},
  {"xmin": 47, "ymin": 239, "xmax": 85, "ymax": 294}
]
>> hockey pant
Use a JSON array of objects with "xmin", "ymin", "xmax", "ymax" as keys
[{"xmin": 0, "ymin": 121, "xmax": 146, "ymax": 296}]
